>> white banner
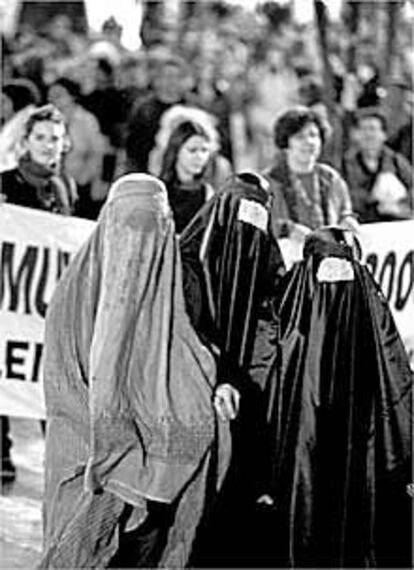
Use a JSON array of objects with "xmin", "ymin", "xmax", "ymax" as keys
[
  {"xmin": 0, "ymin": 204, "xmax": 95, "ymax": 419},
  {"xmin": 359, "ymin": 221, "xmax": 414, "ymax": 366},
  {"xmin": 1, "ymin": 207, "xmax": 413, "ymax": 419}
]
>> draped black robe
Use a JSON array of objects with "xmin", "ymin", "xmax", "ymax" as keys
[
  {"xmin": 180, "ymin": 173, "xmax": 286, "ymax": 566},
  {"xmin": 264, "ymin": 228, "xmax": 413, "ymax": 568}
]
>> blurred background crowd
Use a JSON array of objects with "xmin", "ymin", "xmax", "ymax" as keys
[{"xmin": 0, "ymin": 0, "xmax": 413, "ymax": 221}]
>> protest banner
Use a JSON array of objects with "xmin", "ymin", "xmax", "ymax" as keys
[
  {"xmin": 1, "ymin": 205, "xmax": 413, "ymax": 419},
  {"xmin": 359, "ymin": 220, "xmax": 414, "ymax": 366},
  {"xmin": 0, "ymin": 204, "xmax": 95, "ymax": 418}
]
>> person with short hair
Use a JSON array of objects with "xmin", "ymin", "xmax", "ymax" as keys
[
  {"xmin": 262, "ymin": 106, "xmax": 357, "ymax": 261},
  {"xmin": 386, "ymin": 78, "xmax": 413, "ymax": 166},
  {"xmin": 341, "ymin": 106, "xmax": 413, "ymax": 222},
  {"xmin": 125, "ymin": 56, "xmax": 191, "ymax": 173}
]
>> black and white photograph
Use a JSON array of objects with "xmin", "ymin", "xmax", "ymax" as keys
[{"xmin": 0, "ymin": 0, "xmax": 413, "ymax": 568}]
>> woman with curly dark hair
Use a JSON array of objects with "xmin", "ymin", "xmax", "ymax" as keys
[
  {"xmin": 159, "ymin": 120, "xmax": 215, "ymax": 233},
  {"xmin": 263, "ymin": 106, "xmax": 358, "ymax": 263}
]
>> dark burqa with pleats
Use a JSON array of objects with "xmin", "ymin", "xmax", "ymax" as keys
[
  {"xmin": 180, "ymin": 173, "xmax": 286, "ymax": 566},
  {"xmin": 263, "ymin": 227, "xmax": 413, "ymax": 568}
]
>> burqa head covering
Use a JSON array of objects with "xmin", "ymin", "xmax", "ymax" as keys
[
  {"xmin": 43, "ymin": 172, "xmax": 226, "ymax": 510},
  {"xmin": 303, "ymin": 225, "xmax": 362, "ymax": 261},
  {"xmin": 180, "ymin": 172, "xmax": 285, "ymax": 378}
]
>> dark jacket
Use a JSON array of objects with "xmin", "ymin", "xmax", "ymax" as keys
[
  {"xmin": 125, "ymin": 96, "xmax": 185, "ymax": 172},
  {"xmin": 341, "ymin": 145, "xmax": 413, "ymax": 222},
  {"xmin": 0, "ymin": 167, "xmax": 75, "ymax": 214}
]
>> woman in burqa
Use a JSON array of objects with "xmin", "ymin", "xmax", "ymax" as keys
[
  {"xmin": 180, "ymin": 174, "xmax": 412, "ymax": 568},
  {"xmin": 262, "ymin": 226, "xmax": 412, "ymax": 568},
  {"xmin": 39, "ymin": 173, "xmax": 231, "ymax": 568},
  {"xmin": 179, "ymin": 172, "xmax": 286, "ymax": 567}
]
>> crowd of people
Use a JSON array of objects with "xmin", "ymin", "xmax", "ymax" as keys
[
  {"xmin": 0, "ymin": 4, "xmax": 413, "ymax": 569},
  {"xmin": 1, "ymin": 4, "xmax": 413, "ymax": 220}
]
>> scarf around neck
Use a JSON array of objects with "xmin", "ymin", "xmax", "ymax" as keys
[
  {"xmin": 267, "ymin": 150, "xmax": 329, "ymax": 229},
  {"xmin": 18, "ymin": 153, "xmax": 71, "ymax": 214}
]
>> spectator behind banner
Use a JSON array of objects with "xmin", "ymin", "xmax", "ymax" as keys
[
  {"xmin": 83, "ymin": 57, "xmax": 127, "ymax": 188},
  {"xmin": 150, "ymin": 104, "xmax": 233, "ymax": 191},
  {"xmin": 0, "ymin": 104, "xmax": 76, "ymax": 213},
  {"xmin": 118, "ymin": 53, "xmax": 150, "ymax": 121},
  {"xmin": 262, "ymin": 106, "xmax": 358, "ymax": 266},
  {"xmin": 159, "ymin": 120, "xmax": 216, "ymax": 234},
  {"xmin": 387, "ymin": 79, "xmax": 414, "ymax": 167},
  {"xmin": 247, "ymin": 46, "xmax": 301, "ymax": 170},
  {"xmin": 342, "ymin": 107, "xmax": 413, "ymax": 222},
  {"xmin": 0, "ymin": 78, "xmax": 41, "ymax": 172},
  {"xmin": 298, "ymin": 78, "xmax": 346, "ymax": 170},
  {"xmin": 0, "ymin": 104, "xmax": 76, "ymax": 485},
  {"xmin": 125, "ymin": 56, "xmax": 192, "ymax": 173},
  {"xmin": 47, "ymin": 77, "xmax": 105, "ymax": 219}
]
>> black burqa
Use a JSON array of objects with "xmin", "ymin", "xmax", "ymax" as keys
[
  {"xmin": 180, "ymin": 173, "xmax": 286, "ymax": 566},
  {"xmin": 264, "ymin": 227, "xmax": 413, "ymax": 568}
]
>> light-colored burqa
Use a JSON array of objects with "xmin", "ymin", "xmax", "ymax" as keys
[{"xmin": 40, "ymin": 173, "xmax": 230, "ymax": 568}]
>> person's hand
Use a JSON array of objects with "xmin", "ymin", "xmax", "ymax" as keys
[
  {"xmin": 213, "ymin": 384, "xmax": 240, "ymax": 421},
  {"xmin": 289, "ymin": 222, "xmax": 311, "ymax": 243},
  {"xmin": 278, "ymin": 223, "xmax": 310, "ymax": 270},
  {"xmin": 257, "ymin": 494, "xmax": 274, "ymax": 506},
  {"xmin": 340, "ymin": 214, "xmax": 359, "ymax": 233}
]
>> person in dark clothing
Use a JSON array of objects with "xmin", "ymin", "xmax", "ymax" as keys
[
  {"xmin": 0, "ymin": 104, "xmax": 75, "ymax": 485},
  {"xmin": 342, "ymin": 107, "xmax": 413, "ymax": 222},
  {"xmin": 0, "ymin": 104, "xmax": 76, "ymax": 214},
  {"xmin": 125, "ymin": 56, "xmax": 190, "ymax": 173},
  {"xmin": 387, "ymin": 82, "xmax": 413, "ymax": 167},
  {"xmin": 1, "ymin": 78, "xmax": 41, "ymax": 125},
  {"xmin": 118, "ymin": 54, "xmax": 150, "ymax": 122},
  {"xmin": 83, "ymin": 58, "xmax": 126, "ymax": 148},
  {"xmin": 83, "ymin": 58, "xmax": 127, "ymax": 185},
  {"xmin": 387, "ymin": 118, "xmax": 413, "ymax": 167},
  {"xmin": 259, "ymin": 227, "xmax": 412, "ymax": 568},
  {"xmin": 159, "ymin": 120, "xmax": 215, "ymax": 233},
  {"xmin": 180, "ymin": 172, "xmax": 286, "ymax": 567}
]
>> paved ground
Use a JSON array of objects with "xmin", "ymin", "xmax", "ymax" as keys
[{"xmin": 0, "ymin": 418, "xmax": 44, "ymax": 569}]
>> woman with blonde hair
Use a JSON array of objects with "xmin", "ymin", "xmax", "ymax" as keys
[{"xmin": 0, "ymin": 103, "xmax": 76, "ymax": 214}]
